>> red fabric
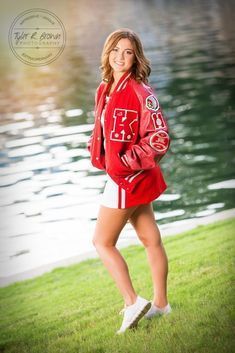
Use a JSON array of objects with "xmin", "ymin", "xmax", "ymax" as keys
[{"xmin": 88, "ymin": 70, "xmax": 170, "ymax": 206}]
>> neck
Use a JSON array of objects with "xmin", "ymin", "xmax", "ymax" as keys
[
  {"xmin": 108, "ymin": 70, "xmax": 131, "ymax": 96},
  {"xmin": 112, "ymin": 71, "xmax": 129, "ymax": 85}
]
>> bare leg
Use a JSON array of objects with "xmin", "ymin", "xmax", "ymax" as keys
[
  {"xmin": 129, "ymin": 203, "xmax": 169, "ymax": 308},
  {"xmin": 92, "ymin": 205, "xmax": 139, "ymax": 306}
]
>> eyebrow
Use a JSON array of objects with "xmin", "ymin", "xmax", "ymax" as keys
[{"xmin": 114, "ymin": 46, "xmax": 134, "ymax": 51}]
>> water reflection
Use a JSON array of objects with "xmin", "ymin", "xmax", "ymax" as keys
[{"xmin": 0, "ymin": 0, "xmax": 234, "ymax": 278}]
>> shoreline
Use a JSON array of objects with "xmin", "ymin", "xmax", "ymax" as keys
[{"xmin": 0, "ymin": 208, "xmax": 234, "ymax": 288}]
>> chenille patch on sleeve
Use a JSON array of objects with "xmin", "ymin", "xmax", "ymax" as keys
[
  {"xmin": 149, "ymin": 130, "xmax": 169, "ymax": 153},
  {"xmin": 145, "ymin": 95, "xmax": 159, "ymax": 111}
]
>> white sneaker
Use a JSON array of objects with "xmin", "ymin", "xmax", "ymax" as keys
[
  {"xmin": 145, "ymin": 302, "xmax": 172, "ymax": 319},
  {"xmin": 116, "ymin": 296, "xmax": 151, "ymax": 334}
]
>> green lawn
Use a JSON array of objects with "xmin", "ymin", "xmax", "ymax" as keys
[{"xmin": 0, "ymin": 218, "xmax": 234, "ymax": 353}]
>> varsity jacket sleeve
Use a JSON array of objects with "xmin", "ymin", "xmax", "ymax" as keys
[{"xmin": 120, "ymin": 91, "xmax": 170, "ymax": 170}]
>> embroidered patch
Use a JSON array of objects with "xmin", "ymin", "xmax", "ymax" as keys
[
  {"xmin": 146, "ymin": 95, "xmax": 159, "ymax": 111},
  {"xmin": 151, "ymin": 111, "xmax": 167, "ymax": 130},
  {"xmin": 150, "ymin": 130, "xmax": 169, "ymax": 153}
]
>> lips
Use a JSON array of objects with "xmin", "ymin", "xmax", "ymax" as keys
[{"xmin": 114, "ymin": 61, "xmax": 124, "ymax": 66}]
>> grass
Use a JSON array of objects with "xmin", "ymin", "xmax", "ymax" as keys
[{"xmin": 0, "ymin": 218, "xmax": 234, "ymax": 353}]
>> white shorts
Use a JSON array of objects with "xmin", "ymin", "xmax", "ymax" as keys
[{"xmin": 100, "ymin": 174, "xmax": 127, "ymax": 209}]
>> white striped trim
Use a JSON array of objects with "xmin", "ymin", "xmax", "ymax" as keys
[
  {"xmin": 116, "ymin": 72, "xmax": 132, "ymax": 92},
  {"xmin": 124, "ymin": 172, "xmax": 136, "ymax": 181},
  {"xmin": 121, "ymin": 155, "xmax": 129, "ymax": 167},
  {"xmin": 128, "ymin": 170, "xmax": 143, "ymax": 182},
  {"xmin": 122, "ymin": 81, "xmax": 128, "ymax": 90},
  {"xmin": 124, "ymin": 170, "xmax": 144, "ymax": 183},
  {"xmin": 121, "ymin": 188, "xmax": 126, "ymax": 208}
]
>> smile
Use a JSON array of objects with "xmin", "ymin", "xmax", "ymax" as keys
[{"xmin": 114, "ymin": 61, "xmax": 125, "ymax": 66}]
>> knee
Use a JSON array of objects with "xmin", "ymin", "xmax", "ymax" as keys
[
  {"xmin": 140, "ymin": 236, "xmax": 162, "ymax": 249},
  {"xmin": 92, "ymin": 237, "xmax": 103, "ymax": 251},
  {"xmin": 92, "ymin": 236, "xmax": 115, "ymax": 249},
  {"xmin": 143, "ymin": 242, "xmax": 162, "ymax": 249}
]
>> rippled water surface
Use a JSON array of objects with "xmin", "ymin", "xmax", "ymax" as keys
[{"xmin": 0, "ymin": 0, "xmax": 234, "ymax": 278}]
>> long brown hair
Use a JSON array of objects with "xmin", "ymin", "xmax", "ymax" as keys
[{"xmin": 100, "ymin": 28, "xmax": 151, "ymax": 83}]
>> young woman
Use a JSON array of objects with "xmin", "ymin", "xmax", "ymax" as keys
[{"xmin": 88, "ymin": 28, "xmax": 171, "ymax": 334}]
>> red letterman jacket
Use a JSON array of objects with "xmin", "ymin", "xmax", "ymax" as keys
[{"xmin": 87, "ymin": 70, "xmax": 170, "ymax": 197}]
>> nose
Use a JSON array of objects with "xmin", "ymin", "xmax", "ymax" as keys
[{"xmin": 116, "ymin": 51, "xmax": 124, "ymax": 61}]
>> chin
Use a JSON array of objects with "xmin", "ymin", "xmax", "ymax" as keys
[{"xmin": 114, "ymin": 65, "xmax": 128, "ymax": 71}]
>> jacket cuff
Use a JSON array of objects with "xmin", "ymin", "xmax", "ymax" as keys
[{"xmin": 121, "ymin": 154, "xmax": 130, "ymax": 168}]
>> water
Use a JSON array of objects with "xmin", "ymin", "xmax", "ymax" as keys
[{"xmin": 0, "ymin": 0, "xmax": 234, "ymax": 278}]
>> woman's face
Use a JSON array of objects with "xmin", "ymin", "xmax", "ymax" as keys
[{"xmin": 109, "ymin": 38, "xmax": 135, "ymax": 76}]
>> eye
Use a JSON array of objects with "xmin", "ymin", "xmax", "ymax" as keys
[
  {"xmin": 112, "ymin": 48, "xmax": 118, "ymax": 52},
  {"xmin": 126, "ymin": 50, "xmax": 133, "ymax": 55}
]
